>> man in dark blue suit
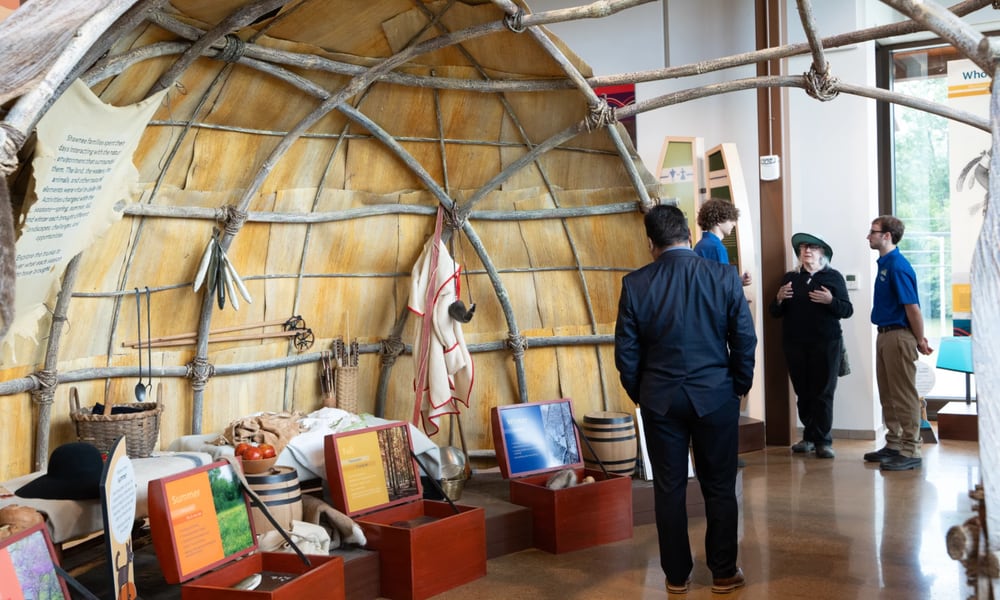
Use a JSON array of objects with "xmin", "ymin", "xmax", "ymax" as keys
[{"xmin": 615, "ymin": 204, "xmax": 756, "ymax": 594}]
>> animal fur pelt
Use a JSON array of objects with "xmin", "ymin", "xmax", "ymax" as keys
[
  {"xmin": 0, "ymin": 176, "xmax": 15, "ymax": 340},
  {"xmin": 301, "ymin": 494, "xmax": 366, "ymax": 548}
]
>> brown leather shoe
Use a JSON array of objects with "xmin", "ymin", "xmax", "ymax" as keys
[
  {"xmin": 711, "ymin": 568, "xmax": 746, "ymax": 593},
  {"xmin": 666, "ymin": 576, "xmax": 691, "ymax": 594}
]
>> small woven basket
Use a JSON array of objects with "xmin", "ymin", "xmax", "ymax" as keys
[
  {"xmin": 335, "ymin": 365, "xmax": 358, "ymax": 414},
  {"xmin": 69, "ymin": 388, "xmax": 162, "ymax": 458}
]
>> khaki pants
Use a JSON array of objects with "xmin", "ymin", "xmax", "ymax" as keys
[{"xmin": 875, "ymin": 329, "xmax": 922, "ymax": 458}]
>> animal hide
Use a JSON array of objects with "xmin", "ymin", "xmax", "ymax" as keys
[
  {"xmin": 0, "ymin": 177, "xmax": 15, "ymax": 340},
  {"xmin": 218, "ymin": 411, "xmax": 306, "ymax": 455}
]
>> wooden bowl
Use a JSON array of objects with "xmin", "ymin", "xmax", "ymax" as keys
[{"xmin": 241, "ymin": 456, "xmax": 277, "ymax": 474}]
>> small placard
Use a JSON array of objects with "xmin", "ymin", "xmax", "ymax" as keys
[
  {"xmin": 148, "ymin": 460, "xmax": 256, "ymax": 584},
  {"xmin": 101, "ymin": 437, "xmax": 137, "ymax": 600},
  {"xmin": 324, "ymin": 422, "xmax": 422, "ymax": 517},
  {"xmin": 491, "ymin": 399, "xmax": 582, "ymax": 479},
  {"xmin": 0, "ymin": 523, "xmax": 71, "ymax": 600}
]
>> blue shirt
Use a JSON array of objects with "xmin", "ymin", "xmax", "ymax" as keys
[
  {"xmin": 693, "ymin": 232, "xmax": 729, "ymax": 264},
  {"xmin": 871, "ymin": 247, "xmax": 920, "ymax": 327}
]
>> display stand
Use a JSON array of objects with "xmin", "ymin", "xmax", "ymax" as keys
[
  {"xmin": 936, "ymin": 336, "xmax": 978, "ymax": 441},
  {"xmin": 147, "ymin": 460, "xmax": 344, "ymax": 600},
  {"xmin": 324, "ymin": 422, "xmax": 486, "ymax": 600},
  {"xmin": 491, "ymin": 398, "xmax": 633, "ymax": 554}
]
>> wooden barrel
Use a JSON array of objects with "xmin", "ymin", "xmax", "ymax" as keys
[
  {"xmin": 580, "ymin": 411, "xmax": 637, "ymax": 477},
  {"xmin": 245, "ymin": 466, "xmax": 302, "ymax": 534}
]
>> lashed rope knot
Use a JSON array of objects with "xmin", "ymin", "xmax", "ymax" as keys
[
  {"xmin": 504, "ymin": 8, "xmax": 526, "ymax": 33},
  {"xmin": 506, "ymin": 333, "xmax": 527, "ymax": 360},
  {"xmin": 585, "ymin": 99, "xmax": 617, "ymax": 131},
  {"xmin": 443, "ymin": 206, "xmax": 467, "ymax": 231},
  {"xmin": 380, "ymin": 335, "xmax": 405, "ymax": 367},
  {"xmin": 29, "ymin": 370, "xmax": 58, "ymax": 406},
  {"xmin": 803, "ymin": 65, "xmax": 839, "ymax": 101},
  {"xmin": 218, "ymin": 34, "xmax": 247, "ymax": 63},
  {"xmin": 215, "ymin": 205, "xmax": 248, "ymax": 235},
  {"xmin": 186, "ymin": 356, "xmax": 216, "ymax": 391},
  {"xmin": 0, "ymin": 123, "xmax": 26, "ymax": 177},
  {"xmin": 638, "ymin": 195, "xmax": 658, "ymax": 214}
]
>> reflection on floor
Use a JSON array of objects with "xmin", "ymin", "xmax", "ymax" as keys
[{"xmin": 432, "ymin": 434, "xmax": 980, "ymax": 600}]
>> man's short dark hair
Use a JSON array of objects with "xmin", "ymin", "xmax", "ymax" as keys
[
  {"xmin": 645, "ymin": 204, "xmax": 690, "ymax": 249},
  {"xmin": 697, "ymin": 198, "xmax": 740, "ymax": 230},
  {"xmin": 874, "ymin": 215, "xmax": 905, "ymax": 244}
]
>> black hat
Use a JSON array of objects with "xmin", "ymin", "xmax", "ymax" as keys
[
  {"xmin": 791, "ymin": 232, "xmax": 833, "ymax": 261},
  {"xmin": 16, "ymin": 442, "xmax": 103, "ymax": 500}
]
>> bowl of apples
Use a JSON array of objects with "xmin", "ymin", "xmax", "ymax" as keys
[{"xmin": 235, "ymin": 442, "xmax": 278, "ymax": 474}]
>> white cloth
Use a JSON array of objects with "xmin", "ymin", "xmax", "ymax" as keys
[
  {"xmin": 169, "ymin": 408, "xmax": 444, "ymax": 481},
  {"xmin": 408, "ymin": 238, "xmax": 474, "ymax": 435}
]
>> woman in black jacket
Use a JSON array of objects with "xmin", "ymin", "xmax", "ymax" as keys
[{"xmin": 769, "ymin": 233, "xmax": 853, "ymax": 458}]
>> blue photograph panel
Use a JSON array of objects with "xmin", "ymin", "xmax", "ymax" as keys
[{"xmin": 500, "ymin": 402, "xmax": 579, "ymax": 476}]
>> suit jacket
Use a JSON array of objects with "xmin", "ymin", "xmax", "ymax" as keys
[{"xmin": 614, "ymin": 247, "xmax": 757, "ymax": 417}]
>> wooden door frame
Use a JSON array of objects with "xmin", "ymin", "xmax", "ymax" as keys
[{"xmin": 756, "ymin": 0, "xmax": 794, "ymax": 447}]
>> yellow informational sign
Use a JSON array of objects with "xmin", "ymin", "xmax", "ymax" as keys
[
  {"xmin": 952, "ymin": 283, "xmax": 972, "ymax": 314},
  {"xmin": 337, "ymin": 431, "xmax": 390, "ymax": 513}
]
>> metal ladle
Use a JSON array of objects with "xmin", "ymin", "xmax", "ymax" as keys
[
  {"xmin": 146, "ymin": 287, "xmax": 153, "ymax": 395},
  {"xmin": 134, "ymin": 288, "xmax": 147, "ymax": 402}
]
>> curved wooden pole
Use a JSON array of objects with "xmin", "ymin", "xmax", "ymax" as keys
[
  {"xmin": 146, "ymin": 0, "xmax": 289, "ymax": 95},
  {"xmin": 31, "ymin": 254, "xmax": 82, "ymax": 469},
  {"xmin": 880, "ymin": 0, "xmax": 993, "ymax": 74},
  {"xmin": 336, "ymin": 104, "xmax": 531, "ymax": 404},
  {"xmin": 795, "ymin": 0, "xmax": 829, "ymax": 76},
  {"xmin": 91, "ymin": 0, "xmax": 988, "ymax": 96}
]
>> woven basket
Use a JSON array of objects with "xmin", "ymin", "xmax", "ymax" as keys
[
  {"xmin": 335, "ymin": 366, "xmax": 358, "ymax": 414},
  {"xmin": 69, "ymin": 388, "xmax": 162, "ymax": 458}
]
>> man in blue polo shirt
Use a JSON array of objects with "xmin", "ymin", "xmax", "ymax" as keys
[
  {"xmin": 694, "ymin": 199, "xmax": 752, "ymax": 287},
  {"xmin": 865, "ymin": 215, "xmax": 933, "ymax": 471}
]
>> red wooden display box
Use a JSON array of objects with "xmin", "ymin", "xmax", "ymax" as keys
[
  {"xmin": 147, "ymin": 459, "xmax": 345, "ymax": 600},
  {"xmin": 491, "ymin": 398, "xmax": 633, "ymax": 554},
  {"xmin": 324, "ymin": 422, "xmax": 486, "ymax": 600}
]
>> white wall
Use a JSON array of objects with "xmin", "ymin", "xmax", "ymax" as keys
[{"xmin": 537, "ymin": 0, "xmax": 908, "ymax": 437}]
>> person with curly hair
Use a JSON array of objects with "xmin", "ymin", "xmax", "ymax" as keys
[{"xmin": 694, "ymin": 198, "xmax": 752, "ymax": 286}]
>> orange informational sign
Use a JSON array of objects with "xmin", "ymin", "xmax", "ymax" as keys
[
  {"xmin": 336, "ymin": 431, "xmax": 390, "ymax": 513},
  {"xmin": 163, "ymin": 472, "xmax": 225, "ymax": 577}
]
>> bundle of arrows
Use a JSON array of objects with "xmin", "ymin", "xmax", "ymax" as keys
[{"xmin": 193, "ymin": 229, "xmax": 253, "ymax": 310}]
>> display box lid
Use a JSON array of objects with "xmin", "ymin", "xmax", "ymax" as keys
[
  {"xmin": 491, "ymin": 398, "xmax": 583, "ymax": 479},
  {"xmin": 147, "ymin": 459, "xmax": 258, "ymax": 584},
  {"xmin": 0, "ymin": 522, "xmax": 72, "ymax": 600},
  {"xmin": 324, "ymin": 421, "xmax": 424, "ymax": 518}
]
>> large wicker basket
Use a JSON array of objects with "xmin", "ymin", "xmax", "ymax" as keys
[{"xmin": 69, "ymin": 388, "xmax": 162, "ymax": 458}]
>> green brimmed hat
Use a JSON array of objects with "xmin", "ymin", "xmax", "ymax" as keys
[{"xmin": 791, "ymin": 232, "xmax": 833, "ymax": 261}]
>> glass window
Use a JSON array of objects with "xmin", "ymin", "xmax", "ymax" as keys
[{"xmin": 883, "ymin": 43, "xmax": 981, "ymax": 400}]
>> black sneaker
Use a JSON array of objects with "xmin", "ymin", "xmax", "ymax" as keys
[
  {"xmin": 863, "ymin": 447, "xmax": 900, "ymax": 463},
  {"xmin": 815, "ymin": 445, "xmax": 836, "ymax": 459},
  {"xmin": 880, "ymin": 455, "xmax": 922, "ymax": 471},
  {"xmin": 791, "ymin": 440, "xmax": 815, "ymax": 453}
]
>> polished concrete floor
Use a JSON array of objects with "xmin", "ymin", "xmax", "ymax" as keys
[{"xmin": 432, "ymin": 434, "xmax": 981, "ymax": 599}]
